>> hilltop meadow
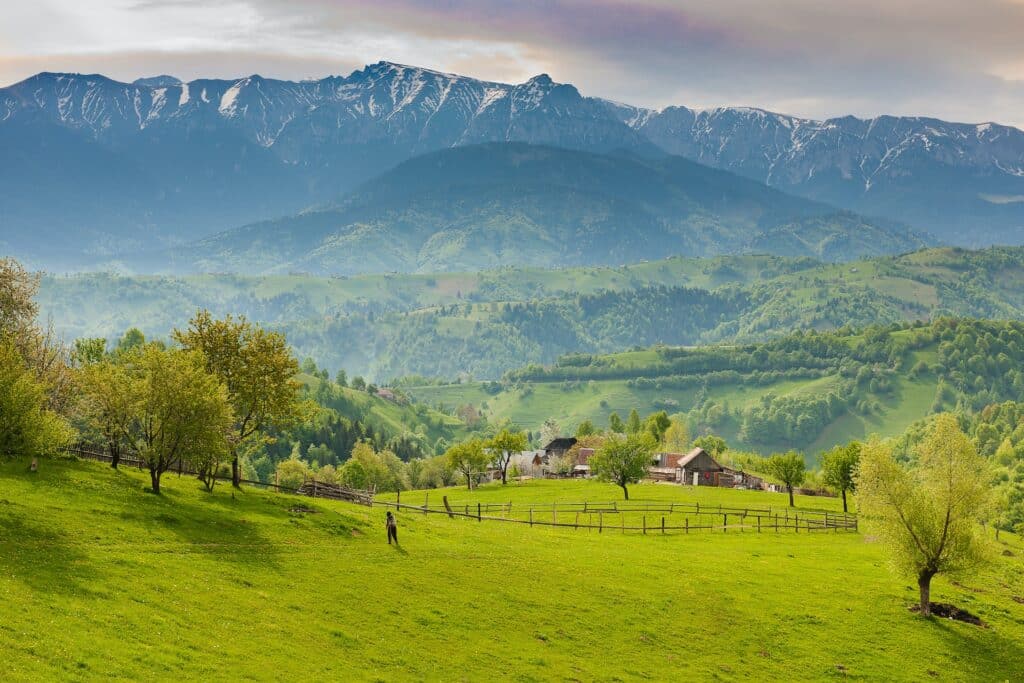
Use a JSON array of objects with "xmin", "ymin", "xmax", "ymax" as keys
[{"xmin": 3, "ymin": 458, "xmax": 1023, "ymax": 682}]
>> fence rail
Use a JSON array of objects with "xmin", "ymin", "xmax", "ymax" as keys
[
  {"xmin": 65, "ymin": 446, "xmax": 853, "ymax": 534},
  {"xmin": 376, "ymin": 497, "xmax": 857, "ymax": 535}
]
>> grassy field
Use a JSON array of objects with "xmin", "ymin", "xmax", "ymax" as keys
[{"xmin": 3, "ymin": 457, "xmax": 1023, "ymax": 681}]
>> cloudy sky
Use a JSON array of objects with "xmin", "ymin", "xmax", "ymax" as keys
[{"xmin": 3, "ymin": 0, "xmax": 1024, "ymax": 127}]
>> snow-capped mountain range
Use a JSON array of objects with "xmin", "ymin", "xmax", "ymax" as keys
[{"xmin": 1, "ymin": 61, "xmax": 1022, "ymax": 265}]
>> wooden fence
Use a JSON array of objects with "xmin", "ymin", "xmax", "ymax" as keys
[
  {"xmin": 64, "ymin": 444, "xmax": 374, "ymax": 504},
  {"xmin": 375, "ymin": 496, "xmax": 857, "ymax": 535},
  {"xmin": 64, "ymin": 446, "xmax": 851, "ymax": 533}
]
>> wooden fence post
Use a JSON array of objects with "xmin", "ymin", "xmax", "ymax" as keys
[
  {"xmin": 396, "ymin": 490, "xmax": 400, "ymax": 504},
  {"xmin": 424, "ymin": 493, "xmax": 429, "ymax": 514},
  {"xmin": 723, "ymin": 513, "xmax": 727, "ymax": 532},
  {"xmin": 757, "ymin": 515, "xmax": 761, "ymax": 533},
  {"xmin": 575, "ymin": 512, "xmax": 580, "ymax": 530},
  {"xmin": 795, "ymin": 513, "xmax": 799, "ymax": 533},
  {"xmin": 599, "ymin": 512, "xmax": 603, "ymax": 533},
  {"xmin": 477, "ymin": 502, "xmax": 482, "ymax": 522},
  {"xmin": 443, "ymin": 496, "xmax": 454, "ymax": 519},
  {"xmin": 661, "ymin": 517, "xmax": 665, "ymax": 534},
  {"xmin": 643, "ymin": 516, "xmax": 647, "ymax": 535}
]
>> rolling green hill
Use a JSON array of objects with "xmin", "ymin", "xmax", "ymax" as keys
[
  {"xmin": 3, "ymin": 457, "xmax": 1022, "ymax": 680},
  {"xmin": 405, "ymin": 319, "xmax": 1024, "ymax": 456},
  {"xmin": 38, "ymin": 246, "xmax": 1024, "ymax": 381}
]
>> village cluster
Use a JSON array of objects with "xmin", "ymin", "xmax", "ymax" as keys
[{"xmin": 504, "ymin": 438, "xmax": 781, "ymax": 492}]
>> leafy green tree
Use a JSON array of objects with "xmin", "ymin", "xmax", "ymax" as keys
[
  {"xmin": 72, "ymin": 337, "xmax": 107, "ymax": 365},
  {"xmin": 0, "ymin": 337, "xmax": 75, "ymax": 460},
  {"xmin": 335, "ymin": 369, "xmax": 348, "ymax": 387},
  {"xmin": 644, "ymin": 411, "xmax": 671, "ymax": 442},
  {"xmin": 590, "ymin": 432, "xmax": 656, "ymax": 500},
  {"xmin": 661, "ymin": 418, "xmax": 689, "ymax": 453},
  {"xmin": 488, "ymin": 428, "xmax": 528, "ymax": 485},
  {"xmin": 445, "ymin": 439, "xmax": 489, "ymax": 489},
  {"xmin": 338, "ymin": 441, "xmax": 407, "ymax": 492},
  {"xmin": 575, "ymin": 419, "xmax": 596, "ymax": 437},
  {"xmin": 175, "ymin": 311, "xmax": 303, "ymax": 487},
  {"xmin": 276, "ymin": 457, "xmax": 309, "ymax": 490},
  {"xmin": 626, "ymin": 409, "xmax": 642, "ymax": 434},
  {"xmin": 766, "ymin": 451, "xmax": 806, "ymax": 507},
  {"xmin": 127, "ymin": 345, "xmax": 233, "ymax": 494},
  {"xmin": 78, "ymin": 358, "xmax": 133, "ymax": 468},
  {"xmin": 351, "ymin": 376, "xmax": 367, "ymax": 391},
  {"xmin": 693, "ymin": 434, "xmax": 727, "ymax": 457},
  {"xmin": 821, "ymin": 442, "xmax": 861, "ymax": 512},
  {"xmin": 116, "ymin": 328, "xmax": 146, "ymax": 354},
  {"xmin": 608, "ymin": 412, "xmax": 625, "ymax": 434},
  {"xmin": 856, "ymin": 415, "xmax": 994, "ymax": 616}
]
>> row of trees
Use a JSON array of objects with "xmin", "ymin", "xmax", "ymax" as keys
[{"xmin": 75, "ymin": 312, "xmax": 304, "ymax": 493}]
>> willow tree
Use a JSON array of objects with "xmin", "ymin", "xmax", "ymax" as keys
[
  {"xmin": 174, "ymin": 311, "xmax": 303, "ymax": 486},
  {"xmin": 856, "ymin": 415, "xmax": 994, "ymax": 616}
]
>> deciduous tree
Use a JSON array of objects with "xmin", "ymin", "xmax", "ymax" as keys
[
  {"xmin": 590, "ymin": 432, "xmax": 656, "ymax": 500},
  {"xmin": 0, "ymin": 337, "xmax": 74, "ymax": 460},
  {"xmin": 445, "ymin": 439, "xmax": 489, "ymax": 489},
  {"xmin": 766, "ymin": 451, "xmax": 806, "ymax": 507},
  {"xmin": 661, "ymin": 418, "xmax": 689, "ymax": 452},
  {"xmin": 175, "ymin": 311, "xmax": 303, "ymax": 487},
  {"xmin": 856, "ymin": 415, "xmax": 994, "ymax": 616},
  {"xmin": 78, "ymin": 358, "xmax": 133, "ymax": 469},
  {"xmin": 127, "ymin": 345, "xmax": 233, "ymax": 494},
  {"xmin": 488, "ymin": 428, "xmax": 528, "ymax": 485},
  {"xmin": 821, "ymin": 442, "xmax": 861, "ymax": 512}
]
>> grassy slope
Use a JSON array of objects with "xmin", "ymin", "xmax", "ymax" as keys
[
  {"xmin": 409, "ymin": 371, "xmax": 941, "ymax": 455},
  {"xmin": 3, "ymin": 458, "xmax": 1023, "ymax": 681},
  {"xmin": 295, "ymin": 373, "xmax": 470, "ymax": 444}
]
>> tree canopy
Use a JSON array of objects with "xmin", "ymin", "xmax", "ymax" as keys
[{"xmin": 856, "ymin": 415, "xmax": 994, "ymax": 616}]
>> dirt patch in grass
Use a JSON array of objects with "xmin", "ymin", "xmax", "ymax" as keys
[
  {"xmin": 909, "ymin": 603, "xmax": 986, "ymax": 627},
  {"xmin": 289, "ymin": 506, "xmax": 321, "ymax": 514},
  {"xmin": 1011, "ymin": 596, "xmax": 1024, "ymax": 605}
]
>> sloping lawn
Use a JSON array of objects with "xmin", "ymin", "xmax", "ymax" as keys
[{"xmin": 2, "ymin": 458, "xmax": 1023, "ymax": 681}]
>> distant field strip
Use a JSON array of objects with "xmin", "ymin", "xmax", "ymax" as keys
[{"xmin": 373, "ymin": 497, "xmax": 858, "ymax": 535}]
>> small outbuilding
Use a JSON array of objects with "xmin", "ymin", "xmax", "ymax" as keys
[{"xmin": 675, "ymin": 447, "xmax": 723, "ymax": 486}]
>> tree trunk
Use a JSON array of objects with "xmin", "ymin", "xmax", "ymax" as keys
[
  {"xmin": 501, "ymin": 463, "xmax": 508, "ymax": 485},
  {"xmin": 150, "ymin": 468, "xmax": 161, "ymax": 494},
  {"xmin": 231, "ymin": 452, "xmax": 241, "ymax": 488},
  {"xmin": 621, "ymin": 483, "xmax": 630, "ymax": 500},
  {"xmin": 918, "ymin": 570, "xmax": 935, "ymax": 616},
  {"xmin": 787, "ymin": 485, "xmax": 794, "ymax": 507},
  {"xmin": 109, "ymin": 441, "xmax": 120, "ymax": 470},
  {"xmin": 841, "ymin": 488, "xmax": 848, "ymax": 513},
  {"xmin": 466, "ymin": 474, "xmax": 473, "ymax": 490}
]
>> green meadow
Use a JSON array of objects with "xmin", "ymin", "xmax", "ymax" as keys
[{"xmin": 3, "ymin": 457, "xmax": 1023, "ymax": 681}]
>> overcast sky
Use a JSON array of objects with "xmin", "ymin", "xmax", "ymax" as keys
[{"xmin": 3, "ymin": 0, "xmax": 1024, "ymax": 127}]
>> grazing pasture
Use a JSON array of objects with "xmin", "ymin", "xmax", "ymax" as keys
[{"xmin": 2, "ymin": 458, "xmax": 1023, "ymax": 681}]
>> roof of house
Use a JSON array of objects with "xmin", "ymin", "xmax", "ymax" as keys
[
  {"xmin": 676, "ymin": 447, "xmax": 714, "ymax": 468},
  {"xmin": 543, "ymin": 437, "xmax": 578, "ymax": 451},
  {"xmin": 576, "ymin": 447, "xmax": 596, "ymax": 465}
]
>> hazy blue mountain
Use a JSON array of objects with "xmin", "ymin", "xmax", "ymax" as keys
[
  {"xmin": 1, "ymin": 62, "xmax": 1020, "ymax": 268},
  {"xmin": 165, "ymin": 143, "xmax": 929, "ymax": 275}
]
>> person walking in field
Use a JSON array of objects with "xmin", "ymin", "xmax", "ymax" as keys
[{"xmin": 386, "ymin": 511, "xmax": 398, "ymax": 545}]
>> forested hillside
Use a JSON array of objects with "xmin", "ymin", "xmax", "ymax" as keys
[
  {"xmin": 407, "ymin": 319, "xmax": 1024, "ymax": 456},
  {"xmin": 38, "ymin": 246, "xmax": 1024, "ymax": 380}
]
